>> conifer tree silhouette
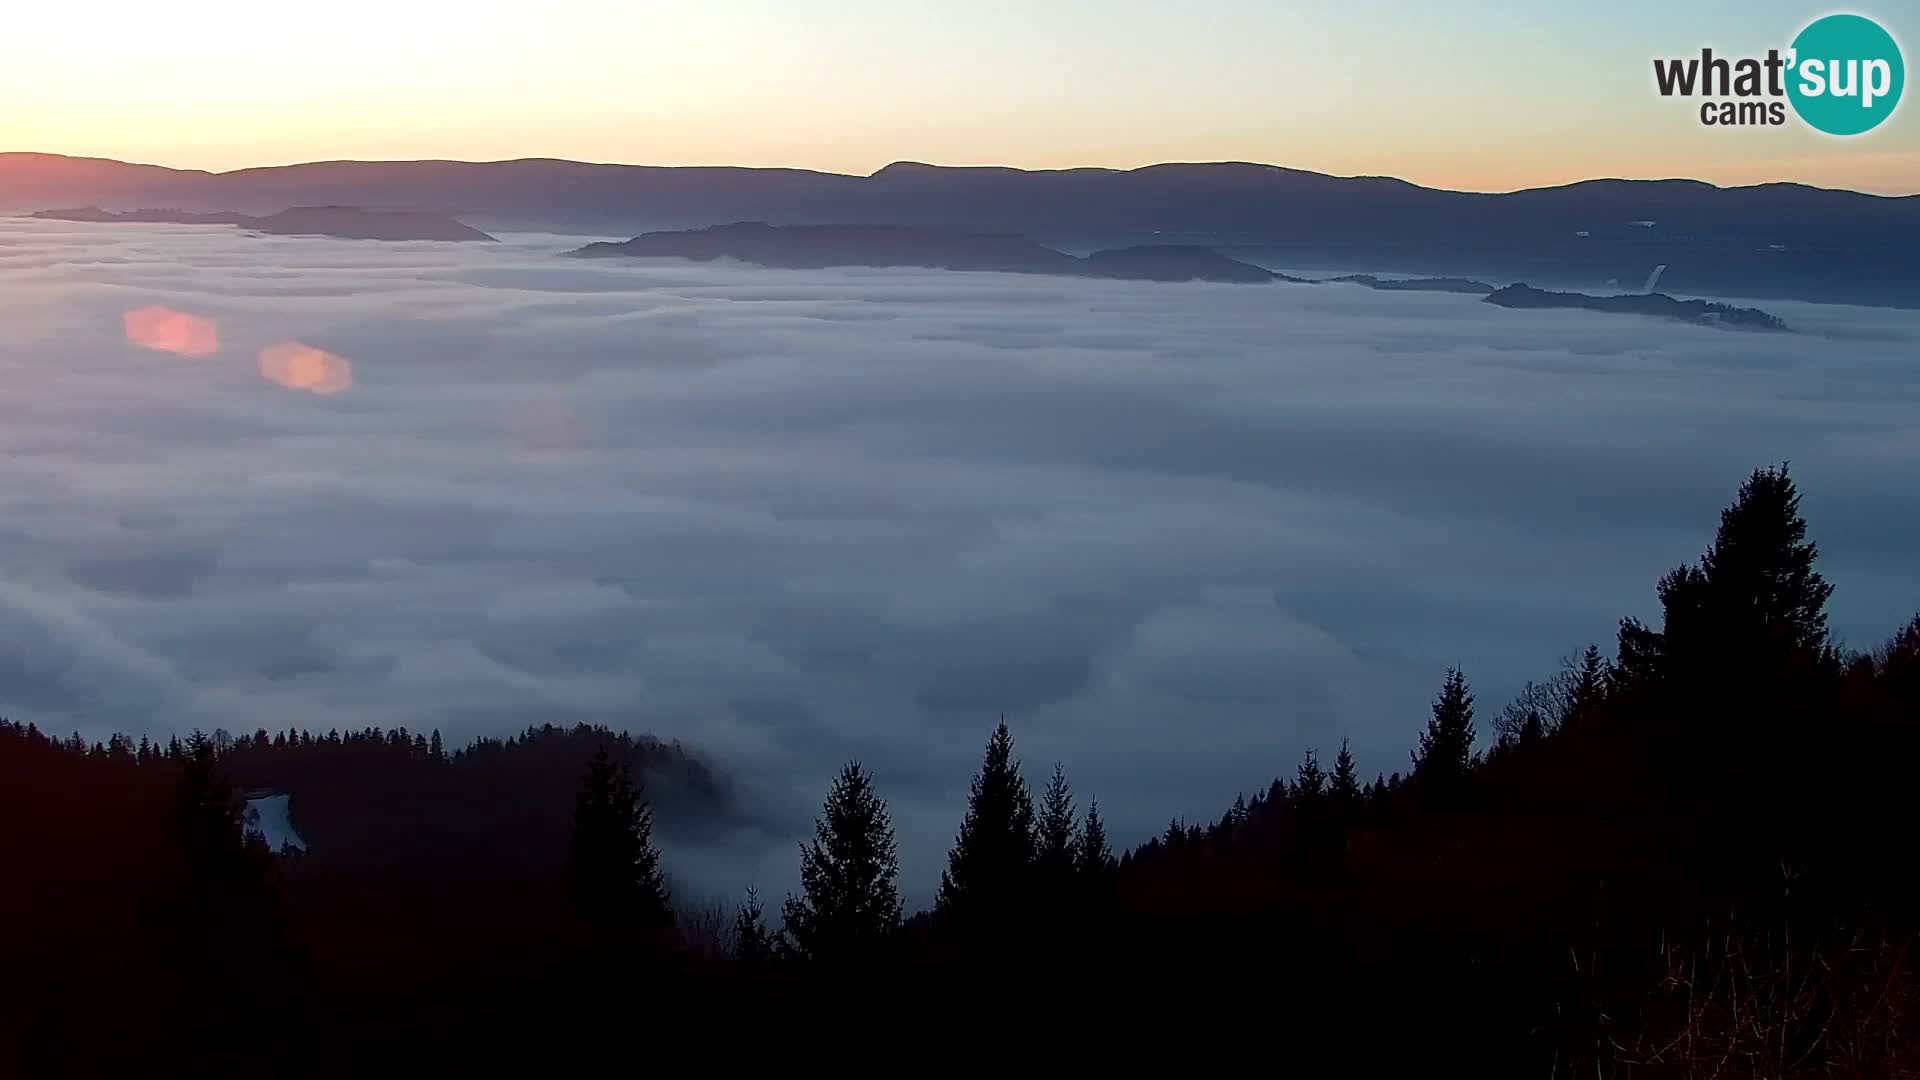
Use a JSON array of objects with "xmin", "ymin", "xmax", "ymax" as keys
[
  {"xmin": 1036, "ymin": 763, "xmax": 1078, "ymax": 889},
  {"xmin": 782, "ymin": 762, "xmax": 901, "ymax": 961},
  {"xmin": 936, "ymin": 721, "xmax": 1036, "ymax": 924},
  {"xmin": 1330, "ymin": 739, "xmax": 1362, "ymax": 821},
  {"xmin": 733, "ymin": 887, "xmax": 775, "ymax": 965},
  {"xmin": 1412, "ymin": 669, "xmax": 1477, "ymax": 805},
  {"xmin": 1077, "ymin": 798, "xmax": 1114, "ymax": 879},
  {"xmin": 566, "ymin": 745, "xmax": 669, "ymax": 933}
]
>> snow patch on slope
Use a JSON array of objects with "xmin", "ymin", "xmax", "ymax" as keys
[{"xmin": 242, "ymin": 791, "xmax": 308, "ymax": 853}]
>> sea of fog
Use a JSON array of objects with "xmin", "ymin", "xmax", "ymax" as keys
[{"xmin": 1, "ymin": 218, "xmax": 1915, "ymax": 903}]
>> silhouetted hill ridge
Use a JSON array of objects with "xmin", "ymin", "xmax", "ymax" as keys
[
  {"xmin": 571, "ymin": 222, "xmax": 1283, "ymax": 283},
  {"xmin": 30, "ymin": 203, "xmax": 496, "ymax": 242},
  {"xmin": 5, "ymin": 152, "xmax": 1914, "ymax": 304},
  {"xmin": 1484, "ymin": 282, "xmax": 1789, "ymax": 330}
]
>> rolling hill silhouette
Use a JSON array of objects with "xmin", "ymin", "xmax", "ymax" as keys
[
  {"xmin": 570, "ymin": 222, "xmax": 1282, "ymax": 283},
  {"xmin": 4, "ymin": 153, "xmax": 1913, "ymax": 305},
  {"xmin": 32, "ymin": 205, "xmax": 496, "ymax": 242},
  {"xmin": 1483, "ymin": 283, "xmax": 1789, "ymax": 330}
]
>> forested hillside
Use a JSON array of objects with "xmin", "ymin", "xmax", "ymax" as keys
[{"xmin": 3, "ymin": 466, "xmax": 1916, "ymax": 1074}]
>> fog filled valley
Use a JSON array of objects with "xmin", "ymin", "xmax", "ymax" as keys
[{"xmin": 4, "ymin": 217, "xmax": 1919, "ymax": 1071}]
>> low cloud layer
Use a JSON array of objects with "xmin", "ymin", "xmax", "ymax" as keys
[{"xmin": 2, "ymin": 218, "xmax": 1916, "ymax": 902}]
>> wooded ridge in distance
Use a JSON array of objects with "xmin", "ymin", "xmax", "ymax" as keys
[{"xmin": 4, "ymin": 153, "xmax": 1914, "ymax": 306}]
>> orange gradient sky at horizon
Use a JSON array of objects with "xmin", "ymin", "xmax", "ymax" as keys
[{"xmin": 3, "ymin": 0, "xmax": 1914, "ymax": 195}]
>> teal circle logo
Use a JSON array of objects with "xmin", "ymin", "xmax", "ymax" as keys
[{"xmin": 1787, "ymin": 14, "xmax": 1904, "ymax": 135}]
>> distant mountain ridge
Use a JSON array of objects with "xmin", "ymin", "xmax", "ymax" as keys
[
  {"xmin": 1328, "ymin": 273, "xmax": 1496, "ymax": 294},
  {"xmin": 1483, "ymin": 283, "xmax": 1789, "ymax": 331},
  {"xmin": 31, "ymin": 205, "xmax": 496, "ymax": 242},
  {"xmin": 4, "ymin": 152, "xmax": 1915, "ymax": 305},
  {"xmin": 573, "ymin": 223, "xmax": 1792, "ymax": 328},
  {"xmin": 570, "ymin": 222, "xmax": 1284, "ymax": 283}
]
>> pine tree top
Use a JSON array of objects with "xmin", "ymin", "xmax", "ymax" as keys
[
  {"xmin": 1413, "ymin": 668, "xmax": 1477, "ymax": 796},
  {"xmin": 936, "ymin": 721, "xmax": 1037, "ymax": 918},
  {"xmin": 1077, "ymin": 797, "xmax": 1114, "ymax": 877},
  {"xmin": 1038, "ymin": 762, "xmax": 1077, "ymax": 877},
  {"xmin": 566, "ymin": 745, "xmax": 669, "ymax": 932},
  {"xmin": 782, "ymin": 761, "xmax": 901, "ymax": 962},
  {"xmin": 1331, "ymin": 739, "xmax": 1362, "ymax": 807}
]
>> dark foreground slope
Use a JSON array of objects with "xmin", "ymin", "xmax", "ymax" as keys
[
  {"xmin": 5, "ymin": 153, "xmax": 1912, "ymax": 305},
  {"xmin": 3, "ymin": 467, "xmax": 1917, "ymax": 1074}
]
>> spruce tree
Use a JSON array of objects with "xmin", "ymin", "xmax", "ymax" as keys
[
  {"xmin": 733, "ymin": 887, "xmax": 774, "ymax": 966},
  {"xmin": 1266, "ymin": 777, "xmax": 1288, "ymax": 808},
  {"xmin": 1612, "ymin": 466, "xmax": 1841, "ymax": 808},
  {"xmin": 1036, "ymin": 763, "xmax": 1077, "ymax": 888},
  {"xmin": 1565, "ymin": 645, "xmax": 1607, "ymax": 724},
  {"xmin": 782, "ymin": 762, "xmax": 901, "ymax": 962},
  {"xmin": 1412, "ymin": 668, "xmax": 1477, "ymax": 804},
  {"xmin": 1880, "ymin": 615, "xmax": 1920, "ymax": 696},
  {"xmin": 565, "ymin": 745, "xmax": 669, "ymax": 933},
  {"xmin": 1621, "ymin": 465, "xmax": 1836, "ymax": 692},
  {"xmin": 1699, "ymin": 465, "xmax": 1832, "ymax": 656},
  {"xmin": 1293, "ymin": 748, "xmax": 1326, "ymax": 806},
  {"xmin": 1076, "ymin": 798, "xmax": 1113, "ymax": 878},
  {"xmin": 1161, "ymin": 818, "xmax": 1186, "ymax": 850},
  {"xmin": 1290, "ymin": 746, "xmax": 1339, "ymax": 866},
  {"xmin": 1330, "ymin": 739, "xmax": 1362, "ymax": 820},
  {"xmin": 936, "ymin": 721, "xmax": 1036, "ymax": 923}
]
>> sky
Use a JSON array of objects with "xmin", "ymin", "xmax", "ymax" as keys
[
  {"xmin": 2, "ymin": 0, "xmax": 1915, "ymax": 193},
  {"xmin": 2, "ymin": 219, "xmax": 1916, "ymax": 901}
]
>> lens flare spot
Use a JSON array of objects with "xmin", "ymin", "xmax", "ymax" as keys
[
  {"xmin": 258, "ymin": 341, "xmax": 353, "ymax": 395},
  {"xmin": 123, "ymin": 306, "xmax": 220, "ymax": 358}
]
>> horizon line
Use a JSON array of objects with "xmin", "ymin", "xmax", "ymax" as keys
[{"xmin": 3, "ymin": 150, "xmax": 1914, "ymax": 201}]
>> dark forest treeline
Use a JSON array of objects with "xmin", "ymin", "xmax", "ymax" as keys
[
  {"xmin": 0, "ymin": 720, "xmax": 733, "ymax": 1073},
  {"xmin": 3, "ymin": 465, "xmax": 1918, "ymax": 1074},
  {"xmin": 0, "ymin": 717, "xmax": 718, "ymax": 877}
]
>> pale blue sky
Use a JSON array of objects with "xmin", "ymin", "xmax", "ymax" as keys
[{"xmin": 2, "ymin": 0, "xmax": 1912, "ymax": 191}]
